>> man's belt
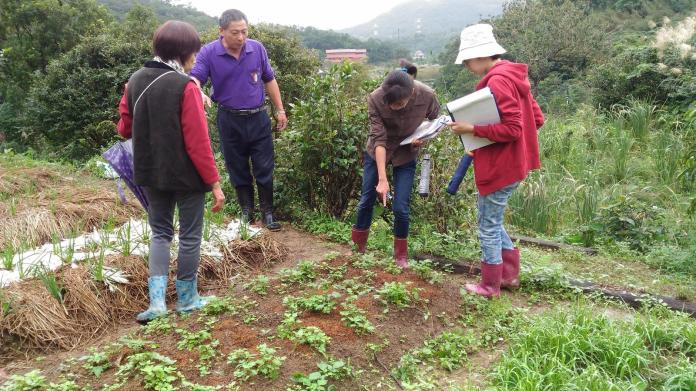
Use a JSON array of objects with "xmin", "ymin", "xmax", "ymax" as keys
[{"xmin": 219, "ymin": 106, "xmax": 266, "ymax": 116}]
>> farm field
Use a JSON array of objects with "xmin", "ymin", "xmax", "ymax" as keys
[{"xmin": 1, "ymin": 155, "xmax": 694, "ymax": 390}]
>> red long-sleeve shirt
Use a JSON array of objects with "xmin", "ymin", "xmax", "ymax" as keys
[
  {"xmin": 471, "ymin": 61, "xmax": 544, "ymax": 196},
  {"xmin": 117, "ymin": 81, "xmax": 220, "ymax": 186}
]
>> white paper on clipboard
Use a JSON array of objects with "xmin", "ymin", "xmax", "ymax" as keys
[
  {"xmin": 399, "ymin": 115, "xmax": 449, "ymax": 145},
  {"xmin": 446, "ymin": 87, "xmax": 500, "ymax": 151}
]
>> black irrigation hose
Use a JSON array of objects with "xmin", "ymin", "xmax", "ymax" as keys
[
  {"xmin": 508, "ymin": 234, "xmax": 597, "ymax": 256},
  {"xmin": 413, "ymin": 253, "xmax": 696, "ymax": 319}
]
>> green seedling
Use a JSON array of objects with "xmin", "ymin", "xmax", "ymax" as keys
[
  {"xmin": 244, "ymin": 275, "xmax": 270, "ymax": 295},
  {"xmin": 176, "ymin": 328, "xmax": 212, "ymax": 351},
  {"xmin": 36, "ymin": 267, "xmax": 64, "ymax": 305},
  {"xmin": 279, "ymin": 260, "xmax": 317, "ymax": 285},
  {"xmin": 290, "ymin": 326, "xmax": 331, "ymax": 356},
  {"xmin": 80, "ymin": 349, "xmax": 111, "ymax": 378},
  {"xmin": 375, "ymin": 282, "xmax": 421, "ymax": 309},
  {"xmin": 227, "ymin": 344, "xmax": 285, "ymax": 380},
  {"xmin": 197, "ymin": 340, "xmax": 220, "ymax": 376},
  {"xmin": 286, "ymin": 292, "xmax": 341, "ymax": 314},
  {"xmin": 410, "ymin": 259, "xmax": 445, "ymax": 285},
  {"xmin": 340, "ymin": 303, "xmax": 375, "ymax": 335},
  {"xmin": 2, "ymin": 246, "xmax": 14, "ymax": 270},
  {"xmin": 3, "ymin": 369, "xmax": 48, "ymax": 390},
  {"xmin": 142, "ymin": 316, "xmax": 174, "ymax": 336},
  {"xmin": 108, "ymin": 351, "xmax": 178, "ymax": 391},
  {"xmin": 291, "ymin": 359, "xmax": 354, "ymax": 390}
]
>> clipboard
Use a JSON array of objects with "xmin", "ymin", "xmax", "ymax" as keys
[{"xmin": 445, "ymin": 87, "xmax": 500, "ymax": 151}]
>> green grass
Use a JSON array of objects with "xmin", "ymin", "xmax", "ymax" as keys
[{"xmin": 491, "ymin": 300, "xmax": 696, "ymax": 390}]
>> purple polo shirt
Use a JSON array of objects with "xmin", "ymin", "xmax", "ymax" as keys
[{"xmin": 190, "ymin": 38, "xmax": 275, "ymax": 109}]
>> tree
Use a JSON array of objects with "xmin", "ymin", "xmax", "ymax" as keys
[
  {"xmin": 121, "ymin": 4, "xmax": 159, "ymax": 43},
  {"xmin": 434, "ymin": 37, "xmax": 479, "ymax": 100},
  {"xmin": 491, "ymin": 0, "xmax": 608, "ymax": 89},
  {"xmin": 96, "ymin": 0, "xmax": 217, "ymax": 31},
  {"xmin": 19, "ymin": 7, "xmax": 156, "ymax": 160},
  {"xmin": 249, "ymin": 24, "xmax": 322, "ymax": 106},
  {"xmin": 0, "ymin": 0, "xmax": 112, "ymax": 103}
]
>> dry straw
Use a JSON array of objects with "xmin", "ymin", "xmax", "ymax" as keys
[
  {"xmin": 0, "ymin": 166, "xmax": 141, "ymax": 250},
  {"xmin": 0, "ymin": 234, "xmax": 286, "ymax": 352}
]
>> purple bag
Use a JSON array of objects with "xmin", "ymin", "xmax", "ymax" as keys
[{"xmin": 103, "ymin": 139, "xmax": 149, "ymax": 211}]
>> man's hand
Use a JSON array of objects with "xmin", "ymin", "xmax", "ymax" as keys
[
  {"xmin": 411, "ymin": 138, "xmax": 425, "ymax": 147},
  {"xmin": 211, "ymin": 182, "xmax": 225, "ymax": 212},
  {"xmin": 376, "ymin": 179, "xmax": 390, "ymax": 207},
  {"xmin": 275, "ymin": 111, "xmax": 288, "ymax": 131},
  {"xmin": 448, "ymin": 121, "xmax": 475, "ymax": 135}
]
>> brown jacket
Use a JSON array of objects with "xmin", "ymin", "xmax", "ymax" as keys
[{"xmin": 365, "ymin": 82, "xmax": 440, "ymax": 167}]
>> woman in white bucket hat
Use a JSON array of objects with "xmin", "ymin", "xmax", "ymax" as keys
[{"xmin": 449, "ymin": 24, "xmax": 545, "ymax": 298}]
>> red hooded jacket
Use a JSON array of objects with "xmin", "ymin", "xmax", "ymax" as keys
[{"xmin": 471, "ymin": 60, "xmax": 544, "ymax": 196}]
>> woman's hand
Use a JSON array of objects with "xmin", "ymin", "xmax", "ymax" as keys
[
  {"xmin": 211, "ymin": 182, "xmax": 225, "ymax": 212},
  {"xmin": 201, "ymin": 92, "xmax": 213, "ymax": 108},
  {"xmin": 448, "ymin": 121, "xmax": 475, "ymax": 135},
  {"xmin": 376, "ymin": 179, "xmax": 390, "ymax": 207}
]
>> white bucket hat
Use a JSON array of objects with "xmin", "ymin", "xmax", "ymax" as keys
[{"xmin": 454, "ymin": 24, "xmax": 506, "ymax": 64}]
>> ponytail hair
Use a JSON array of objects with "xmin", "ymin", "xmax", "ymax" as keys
[
  {"xmin": 399, "ymin": 59, "xmax": 418, "ymax": 78},
  {"xmin": 382, "ymin": 70, "xmax": 414, "ymax": 105}
]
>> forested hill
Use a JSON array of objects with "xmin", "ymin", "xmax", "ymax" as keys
[
  {"xmin": 96, "ymin": 0, "xmax": 217, "ymax": 31},
  {"xmin": 340, "ymin": 0, "xmax": 506, "ymax": 53}
]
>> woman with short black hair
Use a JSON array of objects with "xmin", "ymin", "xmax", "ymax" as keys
[
  {"xmin": 351, "ymin": 70, "xmax": 440, "ymax": 267},
  {"xmin": 117, "ymin": 20, "xmax": 225, "ymax": 323}
]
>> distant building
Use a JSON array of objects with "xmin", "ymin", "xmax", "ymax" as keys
[
  {"xmin": 325, "ymin": 49, "xmax": 368, "ymax": 63},
  {"xmin": 413, "ymin": 50, "xmax": 426, "ymax": 61}
]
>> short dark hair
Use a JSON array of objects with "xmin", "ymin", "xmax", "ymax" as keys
[
  {"xmin": 490, "ymin": 54, "xmax": 502, "ymax": 60},
  {"xmin": 219, "ymin": 9, "xmax": 248, "ymax": 29},
  {"xmin": 153, "ymin": 21, "xmax": 201, "ymax": 64},
  {"xmin": 382, "ymin": 70, "xmax": 414, "ymax": 105},
  {"xmin": 399, "ymin": 59, "xmax": 418, "ymax": 78}
]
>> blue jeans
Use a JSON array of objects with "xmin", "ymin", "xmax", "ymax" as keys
[
  {"xmin": 355, "ymin": 152, "xmax": 416, "ymax": 238},
  {"xmin": 478, "ymin": 182, "xmax": 519, "ymax": 265}
]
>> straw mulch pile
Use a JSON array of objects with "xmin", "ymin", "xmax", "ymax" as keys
[
  {"xmin": 0, "ymin": 166, "xmax": 142, "ymax": 251},
  {"xmin": 0, "ymin": 233, "xmax": 287, "ymax": 352}
]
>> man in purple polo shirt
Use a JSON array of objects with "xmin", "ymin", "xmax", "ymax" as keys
[{"xmin": 190, "ymin": 9, "xmax": 287, "ymax": 231}]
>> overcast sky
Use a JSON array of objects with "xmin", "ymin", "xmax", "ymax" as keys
[{"xmin": 176, "ymin": 0, "xmax": 411, "ymax": 30}]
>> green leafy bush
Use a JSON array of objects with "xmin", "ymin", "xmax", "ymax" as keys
[
  {"xmin": 595, "ymin": 195, "xmax": 667, "ymax": 253},
  {"xmin": 275, "ymin": 62, "xmax": 378, "ymax": 218},
  {"xmin": 21, "ymin": 32, "xmax": 150, "ymax": 161}
]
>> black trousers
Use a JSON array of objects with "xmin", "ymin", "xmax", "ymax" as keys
[{"xmin": 216, "ymin": 109, "xmax": 274, "ymax": 188}]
